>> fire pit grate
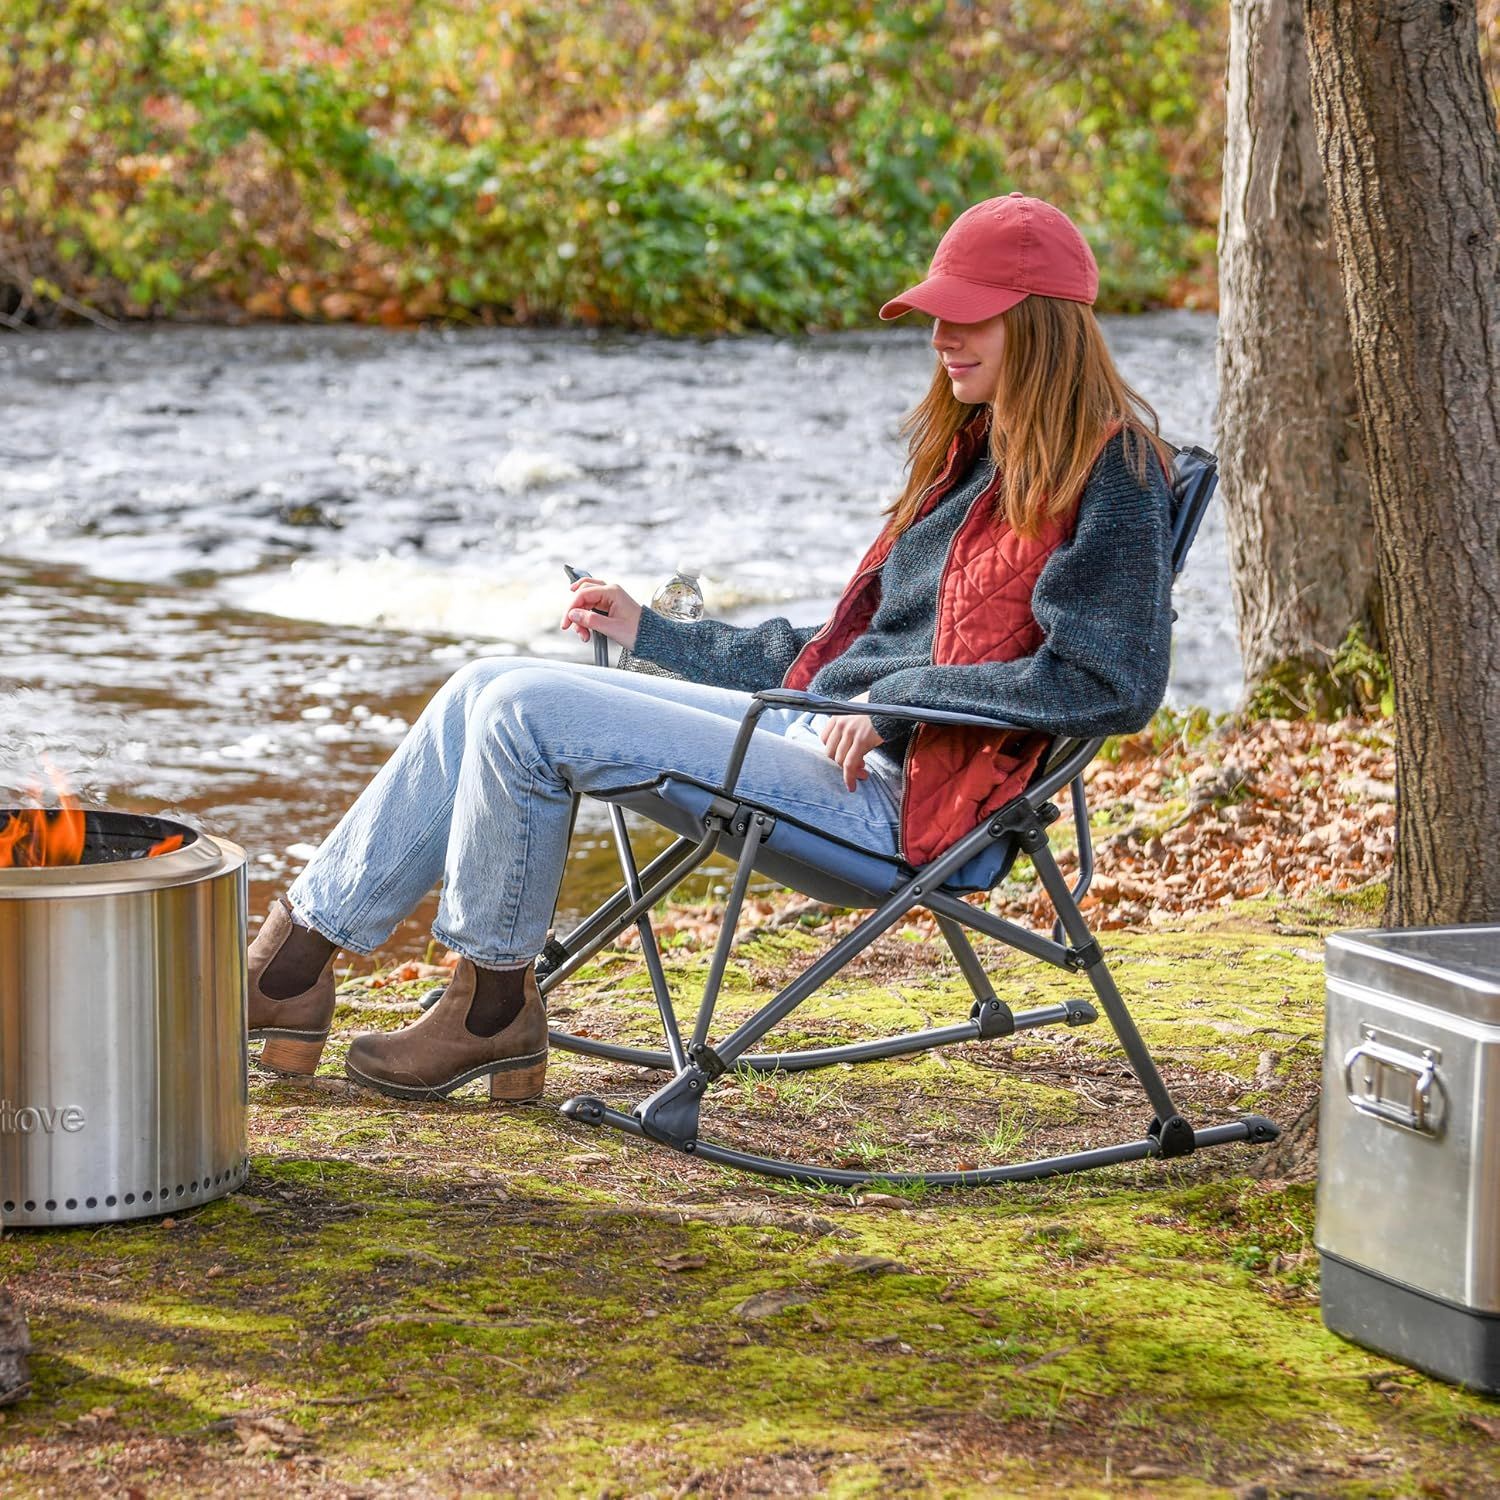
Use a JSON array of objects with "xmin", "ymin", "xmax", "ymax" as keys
[
  {"xmin": 79, "ymin": 810, "xmax": 198, "ymax": 864},
  {"xmin": 1, "ymin": 808, "xmax": 197, "ymax": 868}
]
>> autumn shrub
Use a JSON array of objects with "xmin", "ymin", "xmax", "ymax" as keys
[{"xmin": 1, "ymin": 0, "xmax": 1224, "ymax": 330}]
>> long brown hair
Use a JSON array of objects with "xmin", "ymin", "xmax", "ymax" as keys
[{"xmin": 886, "ymin": 295, "xmax": 1174, "ymax": 539}]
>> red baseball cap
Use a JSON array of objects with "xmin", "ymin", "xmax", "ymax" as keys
[{"xmin": 879, "ymin": 192, "xmax": 1099, "ymax": 322}]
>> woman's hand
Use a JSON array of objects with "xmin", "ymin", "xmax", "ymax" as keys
[
  {"xmin": 820, "ymin": 693, "xmax": 885, "ymax": 792},
  {"xmin": 560, "ymin": 577, "xmax": 643, "ymax": 649}
]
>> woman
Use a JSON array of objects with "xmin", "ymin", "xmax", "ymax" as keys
[{"xmin": 247, "ymin": 192, "xmax": 1176, "ymax": 1102}]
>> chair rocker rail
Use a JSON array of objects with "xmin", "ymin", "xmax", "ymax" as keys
[
  {"xmin": 533, "ymin": 783, "xmax": 1277, "ymax": 1184},
  {"xmin": 559, "ymin": 1096, "xmax": 1280, "ymax": 1189}
]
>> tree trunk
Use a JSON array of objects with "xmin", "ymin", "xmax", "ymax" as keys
[
  {"xmin": 1302, "ymin": 0, "xmax": 1500, "ymax": 924},
  {"xmin": 1253, "ymin": 1099, "xmax": 1319, "ymax": 1182},
  {"xmin": 1217, "ymin": 0, "xmax": 1379, "ymax": 714},
  {"xmin": 0, "ymin": 1285, "xmax": 31, "ymax": 1407}
]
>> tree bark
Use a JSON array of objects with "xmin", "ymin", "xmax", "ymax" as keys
[
  {"xmin": 1218, "ymin": 0, "xmax": 1379, "ymax": 711},
  {"xmin": 1252, "ymin": 1099, "xmax": 1319, "ymax": 1182},
  {"xmin": 1303, "ymin": 0, "xmax": 1500, "ymax": 925}
]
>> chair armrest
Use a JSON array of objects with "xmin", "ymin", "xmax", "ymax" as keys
[{"xmin": 752, "ymin": 688, "xmax": 1032, "ymax": 735}]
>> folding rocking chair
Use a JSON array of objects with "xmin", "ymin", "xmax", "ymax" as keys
[{"xmin": 530, "ymin": 445, "xmax": 1279, "ymax": 1186}]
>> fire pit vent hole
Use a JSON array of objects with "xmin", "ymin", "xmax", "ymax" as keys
[{"xmin": 3, "ymin": 1162, "xmax": 247, "ymax": 1220}]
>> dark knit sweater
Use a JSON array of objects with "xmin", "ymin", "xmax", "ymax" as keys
[{"xmin": 631, "ymin": 430, "xmax": 1175, "ymax": 753}]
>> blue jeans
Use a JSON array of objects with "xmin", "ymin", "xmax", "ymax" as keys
[{"xmin": 288, "ymin": 657, "xmax": 904, "ymax": 966}]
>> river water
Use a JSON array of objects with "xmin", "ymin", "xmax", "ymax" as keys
[{"xmin": 0, "ymin": 314, "xmax": 1234, "ymax": 949}]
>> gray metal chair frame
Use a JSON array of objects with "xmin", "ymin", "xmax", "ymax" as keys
[{"xmin": 532, "ymin": 445, "xmax": 1278, "ymax": 1186}]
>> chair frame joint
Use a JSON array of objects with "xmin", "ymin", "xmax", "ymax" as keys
[
  {"xmin": 536, "ymin": 936, "xmax": 570, "ymax": 980},
  {"xmin": 689, "ymin": 1043, "xmax": 729, "ymax": 1081},
  {"xmin": 1064, "ymin": 938, "xmax": 1105, "ymax": 972},
  {"xmin": 1017, "ymin": 804, "xmax": 1059, "ymax": 852},
  {"xmin": 970, "ymin": 997, "xmax": 1016, "ymax": 1038},
  {"xmin": 1149, "ymin": 1114, "xmax": 1197, "ymax": 1159},
  {"xmin": 635, "ymin": 1067, "xmax": 709, "ymax": 1150}
]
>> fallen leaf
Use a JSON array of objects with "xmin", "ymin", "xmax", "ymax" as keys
[
  {"xmin": 732, "ymin": 1288, "xmax": 811, "ymax": 1320},
  {"xmin": 653, "ymin": 1254, "xmax": 708, "ymax": 1273},
  {"xmin": 244, "ymin": 288, "xmax": 285, "ymax": 319},
  {"xmin": 821, "ymin": 1253, "xmax": 910, "ymax": 1275},
  {"xmin": 319, "ymin": 291, "xmax": 363, "ymax": 321},
  {"xmin": 232, "ymin": 1416, "xmax": 310, "ymax": 1455}
]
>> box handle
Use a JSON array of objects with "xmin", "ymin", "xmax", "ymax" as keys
[{"xmin": 1342, "ymin": 1032, "xmax": 1443, "ymax": 1136}]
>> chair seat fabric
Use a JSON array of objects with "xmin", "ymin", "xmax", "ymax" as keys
[{"xmin": 595, "ymin": 774, "xmax": 1017, "ymax": 906}]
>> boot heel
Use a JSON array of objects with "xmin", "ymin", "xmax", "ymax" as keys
[
  {"xmin": 489, "ymin": 1060, "xmax": 546, "ymax": 1103},
  {"xmin": 259, "ymin": 1033, "xmax": 328, "ymax": 1076}
]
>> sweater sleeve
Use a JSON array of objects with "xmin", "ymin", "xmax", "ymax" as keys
[
  {"xmin": 865, "ymin": 434, "xmax": 1175, "ymax": 744},
  {"xmin": 631, "ymin": 607, "xmax": 824, "ymax": 693}
]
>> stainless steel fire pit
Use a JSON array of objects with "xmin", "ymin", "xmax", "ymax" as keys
[{"xmin": 0, "ymin": 812, "xmax": 248, "ymax": 1227}]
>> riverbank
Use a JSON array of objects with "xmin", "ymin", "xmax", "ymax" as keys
[{"xmin": 9, "ymin": 713, "xmax": 1483, "ymax": 1498}]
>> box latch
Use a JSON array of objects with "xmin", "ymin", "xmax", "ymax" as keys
[{"xmin": 1343, "ymin": 1027, "xmax": 1444, "ymax": 1137}]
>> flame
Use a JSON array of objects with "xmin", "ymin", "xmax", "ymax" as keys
[
  {"xmin": 148, "ymin": 834, "xmax": 184, "ymax": 858},
  {"xmin": 0, "ymin": 762, "xmax": 86, "ymax": 869}
]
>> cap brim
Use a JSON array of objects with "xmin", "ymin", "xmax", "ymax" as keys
[{"xmin": 878, "ymin": 275, "xmax": 1029, "ymax": 323}]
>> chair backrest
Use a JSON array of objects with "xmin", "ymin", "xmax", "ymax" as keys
[{"xmin": 1168, "ymin": 443, "xmax": 1219, "ymax": 577}]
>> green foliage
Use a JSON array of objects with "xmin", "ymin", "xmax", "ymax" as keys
[
  {"xmin": 1245, "ymin": 623, "xmax": 1394, "ymax": 721},
  {"xmin": 1, "ymin": 0, "xmax": 1225, "ymax": 330}
]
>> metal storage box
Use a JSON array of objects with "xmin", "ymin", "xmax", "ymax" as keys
[{"xmin": 1317, "ymin": 925, "xmax": 1500, "ymax": 1391}]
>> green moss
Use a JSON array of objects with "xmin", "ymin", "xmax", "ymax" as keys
[
  {"xmin": 1244, "ymin": 624, "xmax": 1393, "ymax": 721},
  {"xmin": 6, "ymin": 911, "xmax": 1500, "ymax": 1496}
]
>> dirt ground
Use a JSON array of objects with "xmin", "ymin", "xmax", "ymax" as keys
[{"xmin": 4, "ymin": 717, "xmax": 1497, "ymax": 1497}]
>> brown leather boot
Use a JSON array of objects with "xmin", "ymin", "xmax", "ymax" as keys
[
  {"xmin": 248, "ymin": 898, "xmax": 339, "ymax": 1076},
  {"xmin": 343, "ymin": 959, "xmax": 547, "ymax": 1102}
]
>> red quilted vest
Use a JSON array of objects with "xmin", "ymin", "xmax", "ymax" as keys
[{"xmin": 782, "ymin": 412, "xmax": 1074, "ymax": 866}]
